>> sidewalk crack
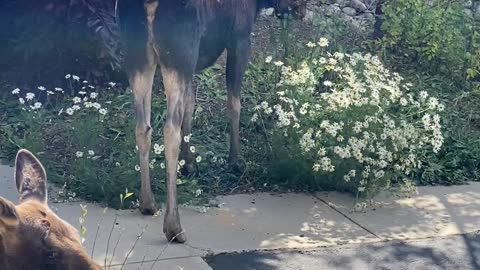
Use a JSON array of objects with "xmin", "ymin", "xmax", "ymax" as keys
[
  {"xmin": 311, "ymin": 193, "xmax": 382, "ymax": 240},
  {"xmin": 184, "ymin": 243, "xmax": 213, "ymax": 255}
]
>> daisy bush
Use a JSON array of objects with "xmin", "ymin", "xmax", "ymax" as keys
[
  {"xmin": 1, "ymin": 39, "xmax": 446, "ymax": 205},
  {"xmin": 3, "ymin": 76, "xmax": 204, "ymax": 207},
  {"xmin": 248, "ymin": 38, "xmax": 444, "ymax": 197}
]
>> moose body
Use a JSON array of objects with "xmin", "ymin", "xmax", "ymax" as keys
[
  {"xmin": 119, "ymin": 0, "xmax": 306, "ymax": 243},
  {"xmin": 0, "ymin": 150, "xmax": 102, "ymax": 270}
]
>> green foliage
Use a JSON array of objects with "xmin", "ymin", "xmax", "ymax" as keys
[
  {"xmin": 466, "ymin": 15, "xmax": 480, "ymax": 88},
  {"xmin": 381, "ymin": 0, "xmax": 468, "ymax": 83},
  {"xmin": 378, "ymin": 0, "xmax": 480, "ymax": 185},
  {"xmin": 0, "ymin": 79, "xmax": 202, "ymax": 207},
  {"xmin": 2, "ymin": 3, "xmax": 480, "ymax": 207},
  {"xmin": 417, "ymin": 85, "xmax": 480, "ymax": 185}
]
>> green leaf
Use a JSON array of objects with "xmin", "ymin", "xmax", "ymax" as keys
[{"xmin": 124, "ymin": 192, "xmax": 134, "ymax": 200}]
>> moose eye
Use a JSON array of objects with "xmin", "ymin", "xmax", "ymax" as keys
[
  {"xmin": 46, "ymin": 251, "xmax": 57, "ymax": 260},
  {"xmin": 45, "ymin": 250, "xmax": 62, "ymax": 267}
]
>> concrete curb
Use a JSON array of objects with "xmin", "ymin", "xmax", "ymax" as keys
[{"xmin": 3, "ymin": 163, "xmax": 480, "ymax": 269}]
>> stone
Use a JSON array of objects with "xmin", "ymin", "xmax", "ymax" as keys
[
  {"xmin": 464, "ymin": 0, "xmax": 473, "ymax": 8},
  {"xmin": 358, "ymin": 12, "xmax": 375, "ymax": 22},
  {"xmin": 262, "ymin": 8, "xmax": 274, "ymax": 16},
  {"xmin": 472, "ymin": 2, "xmax": 480, "ymax": 19},
  {"xmin": 336, "ymin": 0, "xmax": 350, "ymax": 8},
  {"xmin": 342, "ymin": 7, "xmax": 357, "ymax": 16},
  {"xmin": 362, "ymin": 0, "xmax": 376, "ymax": 6},
  {"xmin": 319, "ymin": 4, "xmax": 342, "ymax": 17},
  {"xmin": 351, "ymin": 0, "xmax": 368, "ymax": 12},
  {"xmin": 464, "ymin": 8, "xmax": 473, "ymax": 19},
  {"xmin": 474, "ymin": 2, "xmax": 480, "ymax": 19},
  {"xmin": 304, "ymin": 9, "xmax": 315, "ymax": 22}
]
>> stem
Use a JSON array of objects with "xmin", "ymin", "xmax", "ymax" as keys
[{"xmin": 104, "ymin": 215, "xmax": 118, "ymax": 268}]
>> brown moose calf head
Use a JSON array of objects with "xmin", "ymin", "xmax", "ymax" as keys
[{"xmin": 0, "ymin": 150, "xmax": 102, "ymax": 270}]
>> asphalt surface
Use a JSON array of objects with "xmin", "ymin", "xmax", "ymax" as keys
[{"xmin": 206, "ymin": 232, "xmax": 480, "ymax": 270}]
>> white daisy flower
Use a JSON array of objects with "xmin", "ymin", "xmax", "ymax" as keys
[
  {"xmin": 306, "ymin": 41, "xmax": 316, "ymax": 48},
  {"xmin": 318, "ymin": 37, "xmax": 329, "ymax": 47},
  {"xmin": 26, "ymin": 93, "xmax": 35, "ymax": 101}
]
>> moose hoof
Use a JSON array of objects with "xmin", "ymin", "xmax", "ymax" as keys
[
  {"xmin": 227, "ymin": 158, "xmax": 246, "ymax": 173},
  {"xmin": 139, "ymin": 199, "xmax": 158, "ymax": 216},
  {"xmin": 164, "ymin": 215, "xmax": 187, "ymax": 243},
  {"xmin": 181, "ymin": 163, "xmax": 196, "ymax": 176},
  {"xmin": 164, "ymin": 227, "xmax": 187, "ymax": 243}
]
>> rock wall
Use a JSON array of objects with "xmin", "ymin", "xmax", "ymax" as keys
[
  {"xmin": 305, "ymin": 0, "xmax": 379, "ymax": 37},
  {"xmin": 263, "ymin": 0, "xmax": 480, "ymax": 39},
  {"xmin": 308, "ymin": 0, "xmax": 480, "ymax": 22},
  {"xmin": 309, "ymin": 0, "xmax": 378, "ymax": 19},
  {"xmin": 261, "ymin": 0, "xmax": 380, "ymax": 37}
]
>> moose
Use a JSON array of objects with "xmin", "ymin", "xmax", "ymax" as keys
[
  {"xmin": 119, "ymin": 0, "xmax": 307, "ymax": 243},
  {"xmin": 0, "ymin": 150, "xmax": 102, "ymax": 270}
]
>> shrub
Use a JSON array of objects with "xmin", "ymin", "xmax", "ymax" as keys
[
  {"xmin": 380, "ymin": 0, "xmax": 468, "ymax": 83},
  {"xmin": 1, "ymin": 77, "xmax": 203, "ymax": 207},
  {"xmin": 377, "ymin": 0, "xmax": 480, "ymax": 185},
  {"xmin": 247, "ymin": 39, "xmax": 444, "ymax": 198}
]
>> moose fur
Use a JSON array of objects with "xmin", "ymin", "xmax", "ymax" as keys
[
  {"xmin": 0, "ymin": 150, "xmax": 102, "ymax": 270},
  {"xmin": 119, "ymin": 0, "xmax": 306, "ymax": 243}
]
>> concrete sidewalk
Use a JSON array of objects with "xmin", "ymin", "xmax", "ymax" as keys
[{"xmin": 2, "ymin": 163, "xmax": 480, "ymax": 269}]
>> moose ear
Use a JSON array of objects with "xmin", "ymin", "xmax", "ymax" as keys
[
  {"xmin": 0, "ymin": 197, "xmax": 18, "ymax": 222},
  {"xmin": 0, "ymin": 197, "xmax": 18, "ymax": 258},
  {"xmin": 15, "ymin": 149, "xmax": 47, "ymax": 203}
]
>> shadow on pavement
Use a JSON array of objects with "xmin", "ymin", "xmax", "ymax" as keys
[{"xmin": 206, "ymin": 232, "xmax": 480, "ymax": 270}]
